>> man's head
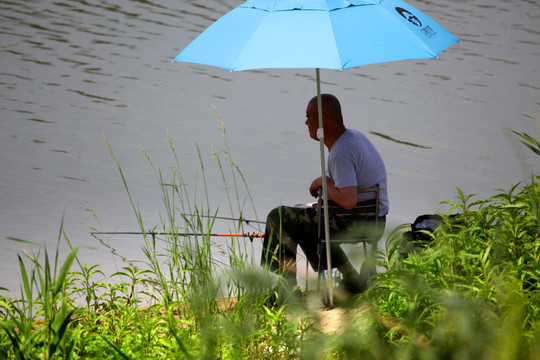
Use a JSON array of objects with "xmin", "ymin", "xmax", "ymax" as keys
[{"xmin": 305, "ymin": 94, "xmax": 344, "ymax": 141}]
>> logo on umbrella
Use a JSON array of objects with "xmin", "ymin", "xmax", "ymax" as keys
[{"xmin": 396, "ymin": 7, "xmax": 422, "ymax": 27}]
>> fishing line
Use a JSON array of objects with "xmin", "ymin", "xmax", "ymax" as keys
[
  {"xmin": 91, "ymin": 232, "xmax": 230, "ymax": 267},
  {"xmin": 91, "ymin": 230, "xmax": 309, "ymax": 263},
  {"xmin": 91, "ymin": 231, "xmax": 265, "ymax": 241}
]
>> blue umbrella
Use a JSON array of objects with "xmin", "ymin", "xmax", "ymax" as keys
[
  {"xmin": 173, "ymin": 0, "xmax": 459, "ymax": 304},
  {"xmin": 174, "ymin": 0, "xmax": 459, "ymax": 71}
]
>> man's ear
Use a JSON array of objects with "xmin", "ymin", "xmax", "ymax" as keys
[{"xmin": 321, "ymin": 112, "xmax": 328, "ymax": 127}]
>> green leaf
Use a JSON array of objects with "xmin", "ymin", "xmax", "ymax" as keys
[
  {"xmin": 101, "ymin": 336, "xmax": 133, "ymax": 360},
  {"xmin": 53, "ymin": 246, "xmax": 80, "ymax": 298},
  {"xmin": 6, "ymin": 236, "xmax": 41, "ymax": 246},
  {"xmin": 18, "ymin": 255, "xmax": 33, "ymax": 306},
  {"xmin": 512, "ymin": 130, "xmax": 540, "ymax": 156}
]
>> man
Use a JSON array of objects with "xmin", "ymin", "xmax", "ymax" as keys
[{"xmin": 261, "ymin": 94, "xmax": 389, "ymax": 294}]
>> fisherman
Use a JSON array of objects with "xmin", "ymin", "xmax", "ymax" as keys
[{"xmin": 261, "ymin": 93, "xmax": 389, "ymax": 295}]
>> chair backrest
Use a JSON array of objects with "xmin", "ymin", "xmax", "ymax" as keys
[{"xmin": 318, "ymin": 185, "xmax": 379, "ymax": 218}]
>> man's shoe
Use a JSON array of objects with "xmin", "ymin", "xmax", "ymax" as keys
[{"xmin": 341, "ymin": 270, "xmax": 366, "ymax": 295}]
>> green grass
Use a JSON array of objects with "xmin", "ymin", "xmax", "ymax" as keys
[{"xmin": 1, "ymin": 115, "xmax": 539, "ymax": 359}]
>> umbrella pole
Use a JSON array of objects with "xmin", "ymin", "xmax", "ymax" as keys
[{"xmin": 316, "ymin": 68, "xmax": 334, "ymax": 306}]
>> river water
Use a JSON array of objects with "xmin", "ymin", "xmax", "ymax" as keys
[{"xmin": 1, "ymin": 0, "xmax": 539, "ymax": 292}]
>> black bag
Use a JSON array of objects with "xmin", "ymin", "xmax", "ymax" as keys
[
  {"xmin": 386, "ymin": 214, "xmax": 447, "ymax": 262},
  {"xmin": 412, "ymin": 214, "xmax": 445, "ymax": 241}
]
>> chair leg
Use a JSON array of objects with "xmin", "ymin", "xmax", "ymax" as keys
[
  {"xmin": 359, "ymin": 259, "xmax": 374, "ymax": 290},
  {"xmin": 305, "ymin": 258, "xmax": 309, "ymax": 291},
  {"xmin": 317, "ymin": 242, "xmax": 324, "ymax": 291},
  {"xmin": 317, "ymin": 242, "xmax": 333, "ymax": 305},
  {"xmin": 359, "ymin": 242, "xmax": 377, "ymax": 289}
]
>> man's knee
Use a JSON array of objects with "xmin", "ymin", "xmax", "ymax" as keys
[
  {"xmin": 266, "ymin": 207, "xmax": 284, "ymax": 230},
  {"xmin": 267, "ymin": 206, "xmax": 282, "ymax": 219}
]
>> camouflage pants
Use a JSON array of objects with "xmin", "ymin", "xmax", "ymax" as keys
[{"xmin": 261, "ymin": 205, "xmax": 385, "ymax": 272}]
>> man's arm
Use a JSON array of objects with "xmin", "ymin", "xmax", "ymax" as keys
[{"xmin": 309, "ymin": 176, "xmax": 357, "ymax": 210}]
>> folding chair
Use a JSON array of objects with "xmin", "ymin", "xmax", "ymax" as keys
[{"xmin": 316, "ymin": 185, "xmax": 384, "ymax": 299}]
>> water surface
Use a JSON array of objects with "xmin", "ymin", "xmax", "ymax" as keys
[{"xmin": 1, "ymin": 0, "xmax": 539, "ymax": 292}]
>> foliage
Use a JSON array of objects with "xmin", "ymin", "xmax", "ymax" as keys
[
  {"xmin": 1, "ymin": 123, "xmax": 539, "ymax": 359},
  {"xmin": 369, "ymin": 131, "xmax": 540, "ymax": 358}
]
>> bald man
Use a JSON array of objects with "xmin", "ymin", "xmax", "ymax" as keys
[{"xmin": 261, "ymin": 94, "xmax": 389, "ymax": 295}]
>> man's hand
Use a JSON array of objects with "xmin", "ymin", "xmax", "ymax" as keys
[
  {"xmin": 309, "ymin": 177, "xmax": 323, "ymax": 198},
  {"xmin": 309, "ymin": 176, "xmax": 357, "ymax": 210}
]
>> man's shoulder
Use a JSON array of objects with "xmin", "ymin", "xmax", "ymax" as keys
[
  {"xmin": 346, "ymin": 128, "xmax": 367, "ymax": 138},
  {"xmin": 336, "ymin": 128, "xmax": 368, "ymax": 146}
]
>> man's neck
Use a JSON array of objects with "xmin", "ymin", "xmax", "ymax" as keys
[{"xmin": 325, "ymin": 126, "xmax": 347, "ymax": 151}]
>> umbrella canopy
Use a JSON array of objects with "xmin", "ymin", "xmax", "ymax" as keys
[
  {"xmin": 173, "ymin": 0, "xmax": 459, "ymax": 71},
  {"xmin": 173, "ymin": 0, "xmax": 459, "ymax": 305}
]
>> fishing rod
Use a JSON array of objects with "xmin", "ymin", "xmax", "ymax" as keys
[
  {"xmin": 91, "ymin": 231, "xmax": 265, "ymax": 241},
  {"xmin": 180, "ymin": 213, "xmax": 265, "ymax": 226},
  {"xmin": 91, "ymin": 229, "xmax": 309, "ymax": 265}
]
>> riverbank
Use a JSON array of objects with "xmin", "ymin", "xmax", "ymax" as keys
[{"xmin": 2, "ymin": 131, "xmax": 540, "ymax": 359}]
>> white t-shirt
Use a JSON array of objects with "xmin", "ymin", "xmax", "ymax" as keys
[{"xmin": 327, "ymin": 129, "xmax": 389, "ymax": 216}]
